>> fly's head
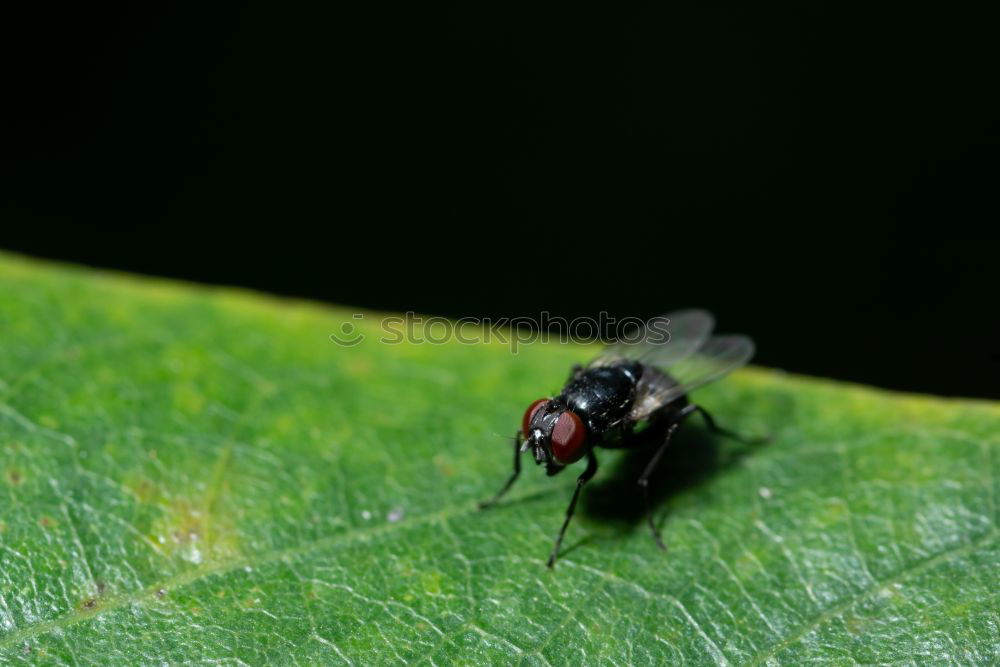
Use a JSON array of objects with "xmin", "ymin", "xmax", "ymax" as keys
[{"xmin": 521, "ymin": 398, "xmax": 588, "ymax": 467}]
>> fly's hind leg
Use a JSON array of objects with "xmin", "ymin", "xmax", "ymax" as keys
[
  {"xmin": 637, "ymin": 421, "xmax": 680, "ymax": 550},
  {"xmin": 638, "ymin": 404, "xmax": 765, "ymax": 550},
  {"xmin": 692, "ymin": 404, "xmax": 767, "ymax": 445}
]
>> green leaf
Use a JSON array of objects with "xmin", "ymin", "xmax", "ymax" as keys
[{"xmin": 0, "ymin": 252, "xmax": 997, "ymax": 665}]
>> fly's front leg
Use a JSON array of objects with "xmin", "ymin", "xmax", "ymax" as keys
[
  {"xmin": 547, "ymin": 449, "xmax": 598, "ymax": 568},
  {"xmin": 478, "ymin": 431, "xmax": 524, "ymax": 510}
]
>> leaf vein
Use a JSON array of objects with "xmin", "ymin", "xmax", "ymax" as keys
[{"xmin": 749, "ymin": 528, "xmax": 998, "ymax": 665}]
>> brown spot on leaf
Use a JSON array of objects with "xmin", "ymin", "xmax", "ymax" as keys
[
  {"xmin": 433, "ymin": 455, "xmax": 455, "ymax": 477},
  {"xmin": 128, "ymin": 477, "xmax": 157, "ymax": 503},
  {"xmin": 6, "ymin": 468, "xmax": 23, "ymax": 485},
  {"xmin": 80, "ymin": 598, "xmax": 97, "ymax": 610},
  {"xmin": 39, "ymin": 516, "xmax": 57, "ymax": 529}
]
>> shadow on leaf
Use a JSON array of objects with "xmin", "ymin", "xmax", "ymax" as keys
[{"xmin": 581, "ymin": 418, "xmax": 768, "ymax": 530}]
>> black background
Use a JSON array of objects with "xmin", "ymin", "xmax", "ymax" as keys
[{"xmin": 3, "ymin": 2, "xmax": 997, "ymax": 398}]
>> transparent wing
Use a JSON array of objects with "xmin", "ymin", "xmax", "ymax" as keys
[
  {"xmin": 589, "ymin": 309, "xmax": 715, "ymax": 370},
  {"xmin": 629, "ymin": 334, "xmax": 755, "ymax": 420}
]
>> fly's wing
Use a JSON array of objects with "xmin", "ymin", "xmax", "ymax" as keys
[
  {"xmin": 589, "ymin": 309, "xmax": 715, "ymax": 370},
  {"xmin": 629, "ymin": 334, "xmax": 755, "ymax": 421}
]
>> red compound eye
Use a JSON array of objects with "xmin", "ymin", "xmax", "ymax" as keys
[
  {"xmin": 522, "ymin": 398, "xmax": 549, "ymax": 438},
  {"xmin": 551, "ymin": 410, "xmax": 587, "ymax": 463}
]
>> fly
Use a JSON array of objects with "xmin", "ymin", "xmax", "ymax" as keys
[{"xmin": 479, "ymin": 309, "xmax": 757, "ymax": 567}]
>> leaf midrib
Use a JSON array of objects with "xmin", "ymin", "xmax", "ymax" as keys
[{"xmin": 0, "ymin": 495, "xmax": 487, "ymax": 651}]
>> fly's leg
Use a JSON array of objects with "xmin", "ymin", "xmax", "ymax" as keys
[
  {"xmin": 478, "ymin": 431, "xmax": 524, "ymax": 510},
  {"xmin": 693, "ymin": 404, "xmax": 767, "ymax": 444},
  {"xmin": 547, "ymin": 450, "xmax": 598, "ymax": 568},
  {"xmin": 638, "ymin": 421, "xmax": 680, "ymax": 550},
  {"xmin": 637, "ymin": 404, "xmax": 764, "ymax": 550}
]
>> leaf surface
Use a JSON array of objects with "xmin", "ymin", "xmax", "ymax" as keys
[{"xmin": 0, "ymin": 254, "xmax": 997, "ymax": 664}]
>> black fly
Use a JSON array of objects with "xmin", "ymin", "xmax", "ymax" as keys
[{"xmin": 479, "ymin": 310, "xmax": 756, "ymax": 567}]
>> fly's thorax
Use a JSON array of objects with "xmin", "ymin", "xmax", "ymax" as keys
[{"xmin": 560, "ymin": 362, "xmax": 641, "ymax": 433}]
